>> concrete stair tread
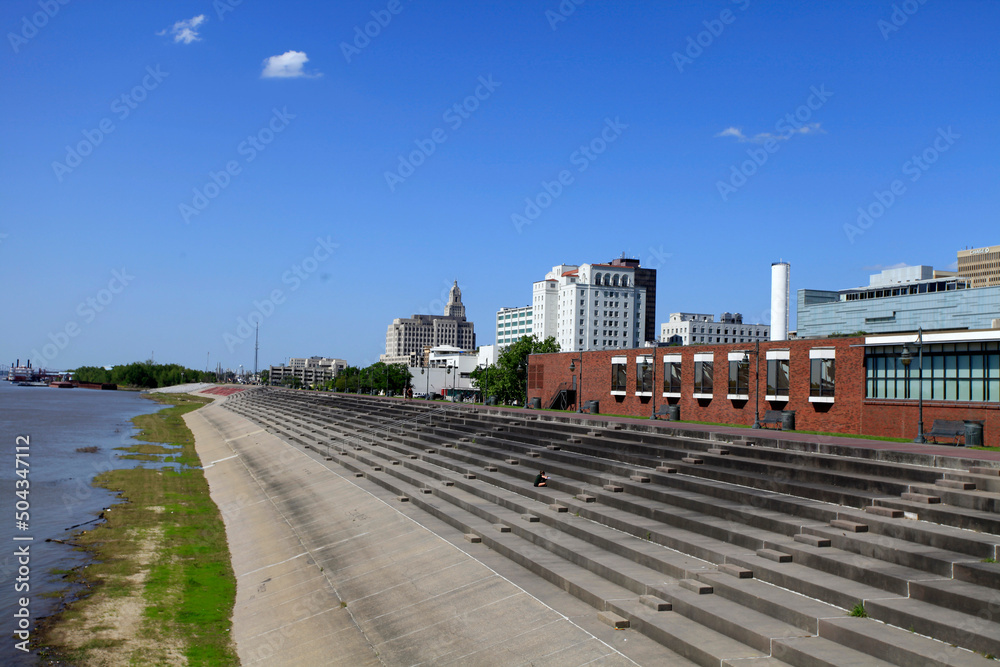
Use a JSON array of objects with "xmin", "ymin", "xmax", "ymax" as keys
[
  {"xmin": 819, "ymin": 616, "xmax": 995, "ymax": 667},
  {"xmin": 609, "ymin": 599, "xmax": 785, "ymax": 667},
  {"xmin": 648, "ymin": 581, "xmax": 814, "ymax": 655},
  {"xmin": 865, "ymin": 596, "xmax": 1000, "ymax": 657},
  {"xmin": 725, "ymin": 552, "xmax": 898, "ymax": 611},
  {"xmin": 799, "ymin": 524, "xmax": 976, "ymax": 577},
  {"xmin": 772, "ymin": 634, "xmax": 898, "ymax": 667},
  {"xmin": 695, "ymin": 572, "xmax": 845, "ymax": 635},
  {"xmin": 873, "ymin": 496, "xmax": 1000, "ymax": 535},
  {"xmin": 909, "ymin": 482, "xmax": 1000, "ymax": 512}
]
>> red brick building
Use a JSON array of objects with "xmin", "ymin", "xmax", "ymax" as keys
[{"xmin": 527, "ymin": 330, "xmax": 1000, "ymax": 444}]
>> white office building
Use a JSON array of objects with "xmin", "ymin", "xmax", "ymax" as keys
[
  {"xmin": 269, "ymin": 356, "xmax": 348, "ymax": 387},
  {"xmin": 660, "ymin": 312, "xmax": 770, "ymax": 346},
  {"xmin": 532, "ymin": 263, "xmax": 647, "ymax": 352},
  {"xmin": 496, "ymin": 306, "xmax": 533, "ymax": 348}
]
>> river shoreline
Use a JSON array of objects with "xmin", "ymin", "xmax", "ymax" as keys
[{"xmin": 34, "ymin": 393, "xmax": 237, "ymax": 665}]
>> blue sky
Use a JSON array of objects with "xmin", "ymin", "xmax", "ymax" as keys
[{"xmin": 2, "ymin": 0, "xmax": 998, "ymax": 372}]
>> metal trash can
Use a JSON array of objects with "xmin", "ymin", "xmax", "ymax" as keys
[
  {"xmin": 781, "ymin": 410, "xmax": 796, "ymax": 431},
  {"xmin": 586, "ymin": 400, "xmax": 600, "ymax": 414},
  {"xmin": 964, "ymin": 420, "xmax": 983, "ymax": 447},
  {"xmin": 667, "ymin": 405, "xmax": 680, "ymax": 421},
  {"xmin": 529, "ymin": 397, "xmax": 541, "ymax": 409}
]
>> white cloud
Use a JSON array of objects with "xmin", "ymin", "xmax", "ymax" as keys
[
  {"xmin": 862, "ymin": 262, "xmax": 910, "ymax": 271},
  {"xmin": 261, "ymin": 51, "xmax": 320, "ymax": 79},
  {"xmin": 715, "ymin": 122, "xmax": 824, "ymax": 144},
  {"xmin": 715, "ymin": 127, "xmax": 746, "ymax": 140},
  {"xmin": 158, "ymin": 15, "xmax": 206, "ymax": 45}
]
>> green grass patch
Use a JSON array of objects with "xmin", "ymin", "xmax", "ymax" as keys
[
  {"xmin": 38, "ymin": 393, "xmax": 237, "ymax": 666},
  {"xmin": 115, "ymin": 443, "xmax": 178, "ymax": 455},
  {"xmin": 850, "ymin": 601, "xmax": 868, "ymax": 617}
]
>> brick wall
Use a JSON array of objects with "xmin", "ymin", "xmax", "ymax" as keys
[
  {"xmin": 529, "ymin": 338, "xmax": 865, "ymax": 429},
  {"xmin": 528, "ymin": 338, "xmax": 998, "ymax": 443},
  {"xmin": 862, "ymin": 400, "xmax": 1000, "ymax": 445}
]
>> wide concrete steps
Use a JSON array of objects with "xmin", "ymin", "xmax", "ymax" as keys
[
  {"xmin": 331, "ymin": 452, "xmax": 793, "ymax": 666},
  {"xmin": 431, "ymin": 427, "xmax": 993, "ymax": 593},
  {"xmin": 223, "ymin": 393, "xmax": 1000, "ymax": 665},
  {"xmin": 368, "ymin": 427, "xmax": 1000, "ymax": 654}
]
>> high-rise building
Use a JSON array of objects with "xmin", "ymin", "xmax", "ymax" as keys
[
  {"xmin": 495, "ymin": 305, "xmax": 533, "ymax": 348},
  {"xmin": 957, "ymin": 245, "xmax": 1000, "ymax": 288},
  {"xmin": 532, "ymin": 262, "xmax": 649, "ymax": 352},
  {"xmin": 607, "ymin": 256, "xmax": 657, "ymax": 345},
  {"xmin": 383, "ymin": 281, "xmax": 476, "ymax": 366}
]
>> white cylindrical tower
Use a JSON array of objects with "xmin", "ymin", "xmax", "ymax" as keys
[{"xmin": 770, "ymin": 262, "xmax": 790, "ymax": 341}]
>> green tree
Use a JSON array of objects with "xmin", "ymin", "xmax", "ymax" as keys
[
  {"xmin": 471, "ymin": 335, "xmax": 559, "ymax": 405},
  {"xmin": 260, "ymin": 369, "xmax": 269, "ymax": 385}
]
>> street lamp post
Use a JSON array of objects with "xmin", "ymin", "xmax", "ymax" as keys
[
  {"xmin": 569, "ymin": 356, "xmax": 583, "ymax": 413},
  {"xmin": 649, "ymin": 354, "xmax": 656, "ymax": 419},
  {"xmin": 900, "ymin": 328, "xmax": 926, "ymax": 443},
  {"xmin": 446, "ymin": 366, "xmax": 452, "ymax": 401},
  {"xmin": 385, "ymin": 364, "xmax": 390, "ymax": 397},
  {"xmin": 480, "ymin": 362, "xmax": 489, "ymax": 406},
  {"xmin": 741, "ymin": 341, "xmax": 762, "ymax": 429}
]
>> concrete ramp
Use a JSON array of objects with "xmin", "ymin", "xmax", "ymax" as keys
[{"xmin": 185, "ymin": 400, "xmax": 645, "ymax": 666}]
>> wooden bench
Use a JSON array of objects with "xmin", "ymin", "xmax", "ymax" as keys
[
  {"xmin": 926, "ymin": 419, "xmax": 966, "ymax": 445},
  {"xmin": 760, "ymin": 410, "xmax": 783, "ymax": 429}
]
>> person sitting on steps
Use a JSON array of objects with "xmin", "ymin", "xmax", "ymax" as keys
[{"xmin": 533, "ymin": 470, "xmax": 549, "ymax": 487}]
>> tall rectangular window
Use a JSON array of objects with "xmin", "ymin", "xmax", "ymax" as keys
[
  {"xmin": 663, "ymin": 360, "xmax": 681, "ymax": 393},
  {"xmin": 810, "ymin": 358, "xmax": 836, "ymax": 397},
  {"xmin": 636, "ymin": 356, "xmax": 653, "ymax": 393},
  {"xmin": 728, "ymin": 359, "xmax": 749, "ymax": 395},
  {"xmin": 767, "ymin": 359, "xmax": 790, "ymax": 396},
  {"xmin": 694, "ymin": 360, "xmax": 713, "ymax": 395},
  {"xmin": 611, "ymin": 357, "xmax": 627, "ymax": 393}
]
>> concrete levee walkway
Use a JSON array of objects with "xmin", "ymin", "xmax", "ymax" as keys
[{"xmin": 184, "ymin": 395, "xmax": 651, "ymax": 666}]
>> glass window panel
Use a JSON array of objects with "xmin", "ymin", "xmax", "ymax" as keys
[
  {"xmin": 958, "ymin": 356, "xmax": 971, "ymax": 378},
  {"xmin": 988, "ymin": 378, "xmax": 1000, "ymax": 402},
  {"xmin": 932, "ymin": 378, "xmax": 944, "ymax": 399},
  {"xmin": 777, "ymin": 359, "xmax": 789, "ymax": 395},
  {"xmin": 971, "ymin": 355, "xmax": 985, "ymax": 378},
  {"xmin": 971, "ymin": 381, "xmax": 985, "ymax": 402},
  {"xmin": 695, "ymin": 361, "xmax": 713, "ymax": 394},
  {"xmin": 958, "ymin": 380, "xmax": 971, "ymax": 402},
  {"xmin": 611, "ymin": 363, "xmax": 626, "ymax": 391}
]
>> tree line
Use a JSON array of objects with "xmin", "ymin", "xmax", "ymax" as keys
[
  {"xmin": 470, "ymin": 335, "xmax": 559, "ymax": 405},
  {"xmin": 73, "ymin": 362, "xmax": 216, "ymax": 388}
]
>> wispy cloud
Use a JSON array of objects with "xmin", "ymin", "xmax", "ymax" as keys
[
  {"xmin": 158, "ymin": 15, "xmax": 206, "ymax": 45},
  {"xmin": 862, "ymin": 262, "xmax": 910, "ymax": 271},
  {"xmin": 261, "ymin": 51, "xmax": 320, "ymax": 79},
  {"xmin": 715, "ymin": 123, "xmax": 823, "ymax": 143}
]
